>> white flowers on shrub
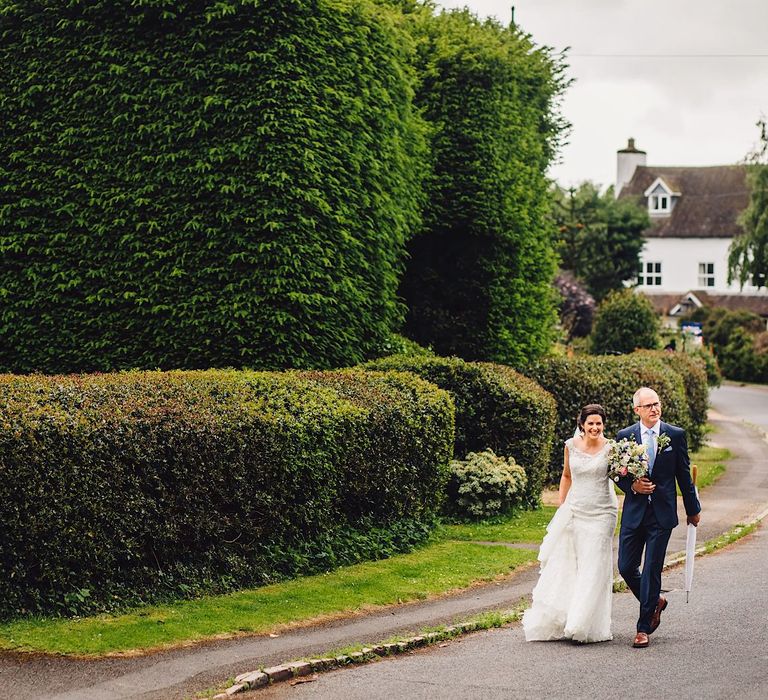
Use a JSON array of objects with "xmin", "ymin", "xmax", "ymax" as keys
[{"xmin": 447, "ymin": 449, "xmax": 528, "ymax": 520}]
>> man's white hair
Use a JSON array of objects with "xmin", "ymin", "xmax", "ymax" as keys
[{"xmin": 633, "ymin": 386, "xmax": 657, "ymax": 407}]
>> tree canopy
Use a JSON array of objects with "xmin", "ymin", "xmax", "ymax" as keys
[
  {"xmin": 729, "ymin": 120, "xmax": 768, "ymax": 290},
  {"xmin": 551, "ymin": 182, "xmax": 649, "ymax": 302}
]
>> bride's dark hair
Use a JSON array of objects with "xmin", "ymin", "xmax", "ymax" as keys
[{"xmin": 577, "ymin": 403, "xmax": 607, "ymax": 433}]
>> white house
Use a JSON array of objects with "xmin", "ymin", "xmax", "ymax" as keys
[{"xmin": 615, "ymin": 138, "xmax": 768, "ymax": 320}]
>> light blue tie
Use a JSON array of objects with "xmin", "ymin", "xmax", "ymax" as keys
[{"xmin": 644, "ymin": 429, "xmax": 656, "ymax": 474}]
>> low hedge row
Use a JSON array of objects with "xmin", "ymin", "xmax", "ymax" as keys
[
  {"xmin": 0, "ymin": 369, "xmax": 454, "ymax": 620},
  {"xmin": 364, "ymin": 355, "xmax": 557, "ymax": 507},
  {"xmin": 525, "ymin": 354, "xmax": 695, "ymax": 482}
]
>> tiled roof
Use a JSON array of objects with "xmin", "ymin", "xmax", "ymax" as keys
[
  {"xmin": 642, "ymin": 290, "xmax": 768, "ymax": 317},
  {"xmin": 641, "ymin": 293, "xmax": 684, "ymax": 315},
  {"xmin": 619, "ymin": 165, "xmax": 749, "ymax": 238}
]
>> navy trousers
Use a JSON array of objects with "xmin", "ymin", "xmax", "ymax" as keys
[{"xmin": 618, "ymin": 505, "xmax": 672, "ymax": 633}]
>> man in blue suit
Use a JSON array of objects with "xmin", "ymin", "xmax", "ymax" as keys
[{"xmin": 616, "ymin": 387, "xmax": 701, "ymax": 648}]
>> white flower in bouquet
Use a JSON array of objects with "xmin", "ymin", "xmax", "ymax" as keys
[{"xmin": 607, "ymin": 438, "xmax": 649, "ymax": 482}]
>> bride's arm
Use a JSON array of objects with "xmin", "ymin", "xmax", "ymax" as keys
[{"xmin": 558, "ymin": 444, "xmax": 572, "ymax": 506}]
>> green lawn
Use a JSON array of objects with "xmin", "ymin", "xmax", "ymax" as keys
[
  {"xmin": 687, "ymin": 445, "xmax": 729, "ymax": 491},
  {"xmin": 438, "ymin": 507, "xmax": 556, "ymax": 543},
  {"xmin": 0, "ymin": 541, "xmax": 539, "ymax": 656}
]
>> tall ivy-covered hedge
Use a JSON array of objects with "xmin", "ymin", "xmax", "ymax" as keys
[
  {"xmin": 398, "ymin": 9, "xmax": 568, "ymax": 365},
  {"xmin": 0, "ymin": 0, "xmax": 427, "ymax": 373}
]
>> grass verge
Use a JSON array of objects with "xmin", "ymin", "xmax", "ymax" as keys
[
  {"xmin": 686, "ymin": 445, "xmax": 729, "ymax": 492},
  {"xmin": 0, "ymin": 541, "xmax": 538, "ymax": 656},
  {"xmin": 437, "ymin": 507, "xmax": 556, "ymax": 543}
]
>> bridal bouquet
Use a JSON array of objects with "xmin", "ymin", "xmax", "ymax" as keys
[{"xmin": 607, "ymin": 438, "xmax": 649, "ymax": 482}]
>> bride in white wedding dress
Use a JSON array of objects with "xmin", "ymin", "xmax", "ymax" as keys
[{"xmin": 523, "ymin": 404, "xmax": 618, "ymax": 643}]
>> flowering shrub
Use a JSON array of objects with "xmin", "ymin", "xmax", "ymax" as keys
[
  {"xmin": 446, "ymin": 450, "xmax": 528, "ymax": 520},
  {"xmin": 554, "ymin": 273, "xmax": 596, "ymax": 341}
]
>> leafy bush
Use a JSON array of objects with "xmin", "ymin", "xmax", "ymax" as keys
[
  {"xmin": 364, "ymin": 355, "xmax": 556, "ymax": 507},
  {"xmin": 446, "ymin": 450, "xmax": 528, "ymax": 520},
  {"xmin": 590, "ymin": 290, "xmax": 660, "ymax": 355},
  {"xmin": 372, "ymin": 334, "xmax": 434, "ymax": 358},
  {"xmin": 690, "ymin": 346, "xmax": 722, "ymax": 387},
  {"xmin": 0, "ymin": 0, "xmax": 427, "ymax": 373},
  {"xmin": 699, "ymin": 308, "xmax": 765, "ymax": 349},
  {"xmin": 398, "ymin": 9, "xmax": 567, "ymax": 365},
  {"xmin": 0, "ymin": 368, "xmax": 453, "ymax": 620},
  {"xmin": 718, "ymin": 328, "xmax": 768, "ymax": 383},
  {"xmin": 525, "ymin": 354, "xmax": 693, "ymax": 481},
  {"xmin": 681, "ymin": 307, "xmax": 765, "ymax": 383}
]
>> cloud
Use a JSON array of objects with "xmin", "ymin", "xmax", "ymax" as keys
[{"xmin": 436, "ymin": 0, "xmax": 768, "ymax": 186}]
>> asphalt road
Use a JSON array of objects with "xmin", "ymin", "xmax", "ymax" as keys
[
  {"xmin": 710, "ymin": 381, "xmax": 768, "ymax": 433},
  {"xmin": 1, "ymin": 383, "xmax": 766, "ymax": 699},
  {"xmin": 256, "ymin": 525, "xmax": 768, "ymax": 700}
]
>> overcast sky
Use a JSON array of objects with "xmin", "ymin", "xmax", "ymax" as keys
[{"xmin": 435, "ymin": 0, "xmax": 768, "ymax": 190}]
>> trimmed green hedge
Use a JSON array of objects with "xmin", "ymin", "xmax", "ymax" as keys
[
  {"xmin": 0, "ymin": 369, "xmax": 453, "ymax": 620},
  {"xmin": 364, "ymin": 355, "xmax": 556, "ymax": 507},
  {"xmin": 526, "ymin": 354, "xmax": 694, "ymax": 482},
  {"xmin": 0, "ymin": 0, "xmax": 427, "ymax": 372},
  {"xmin": 636, "ymin": 350, "xmax": 709, "ymax": 450}
]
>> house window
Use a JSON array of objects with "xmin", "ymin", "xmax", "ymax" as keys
[
  {"xmin": 637, "ymin": 262, "xmax": 662, "ymax": 286},
  {"xmin": 698, "ymin": 262, "xmax": 715, "ymax": 287},
  {"xmin": 650, "ymin": 194, "xmax": 670, "ymax": 212}
]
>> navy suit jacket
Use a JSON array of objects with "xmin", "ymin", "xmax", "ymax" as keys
[{"xmin": 616, "ymin": 421, "xmax": 701, "ymax": 530}]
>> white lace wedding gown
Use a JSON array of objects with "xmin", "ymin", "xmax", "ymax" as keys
[{"xmin": 523, "ymin": 438, "xmax": 618, "ymax": 643}]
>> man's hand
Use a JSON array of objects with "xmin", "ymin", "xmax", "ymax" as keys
[
  {"xmin": 687, "ymin": 513, "xmax": 701, "ymax": 527},
  {"xmin": 631, "ymin": 477, "xmax": 656, "ymax": 495}
]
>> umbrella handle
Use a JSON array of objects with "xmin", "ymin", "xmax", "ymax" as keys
[{"xmin": 692, "ymin": 464, "xmax": 698, "ymax": 487}]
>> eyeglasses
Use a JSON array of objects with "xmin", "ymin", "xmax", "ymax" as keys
[{"xmin": 636, "ymin": 401, "xmax": 660, "ymax": 410}]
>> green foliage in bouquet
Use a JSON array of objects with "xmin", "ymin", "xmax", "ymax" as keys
[
  {"xmin": 0, "ymin": 368, "xmax": 453, "ymax": 620},
  {"xmin": 0, "ymin": 0, "xmax": 427, "ymax": 372},
  {"xmin": 365, "ymin": 354, "xmax": 556, "ymax": 507},
  {"xmin": 446, "ymin": 449, "xmax": 528, "ymax": 520},
  {"xmin": 398, "ymin": 8, "xmax": 568, "ymax": 365}
]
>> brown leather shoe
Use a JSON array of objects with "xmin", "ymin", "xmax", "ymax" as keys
[
  {"xmin": 632, "ymin": 632, "xmax": 649, "ymax": 648},
  {"xmin": 650, "ymin": 595, "xmax": 668, "ymax": 633}
]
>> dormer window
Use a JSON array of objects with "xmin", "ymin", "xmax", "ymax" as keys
[
  {"xmin": 643, "ymin": 177, "xmax": 679, "ymax": 216},
  {"xmin": 650, "ymin": 194, "xmax": 670, "ymax": 212}
]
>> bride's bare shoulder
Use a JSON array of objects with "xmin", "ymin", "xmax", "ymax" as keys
[{"xmin": 566, "ymin": 436, "xmax": 583, "ymax": 451}]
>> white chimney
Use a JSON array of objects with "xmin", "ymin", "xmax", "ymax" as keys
[{"xmin": 616, "ymin": 138, "xmax": 646, "ymax": 197}]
